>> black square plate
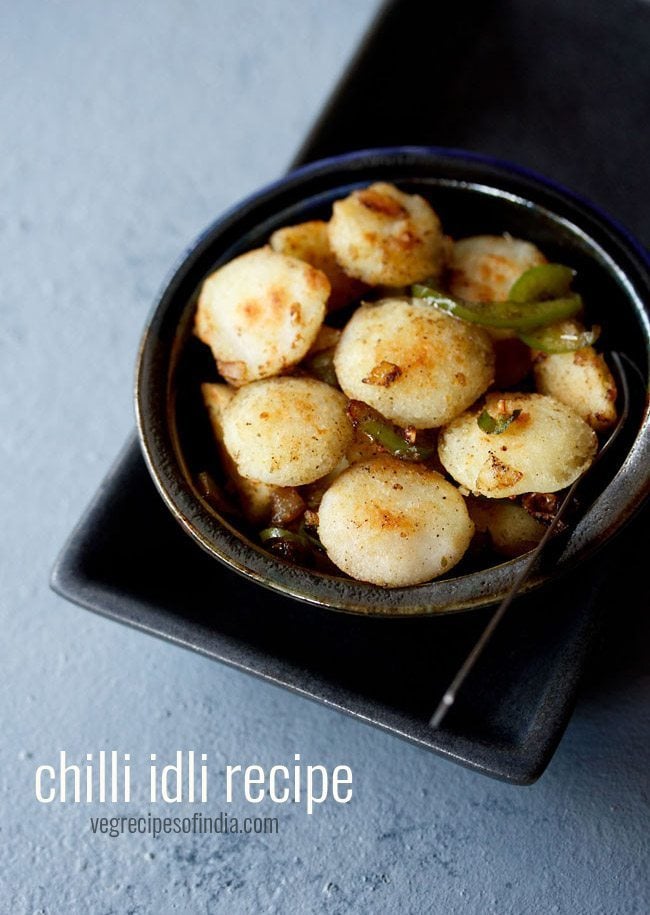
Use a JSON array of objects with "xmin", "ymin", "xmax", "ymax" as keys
[{"xmin": 51, "ymin": 0, "xmax": 650, "ymax": 783}]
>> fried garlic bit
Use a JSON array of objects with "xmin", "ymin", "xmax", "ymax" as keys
[
  {"xmin": 438, "ymin": 392, "xmax": 597, "ymax": 498},
  {"xmin": 317, "ymin": 456, "xmax": 474, "ymax": 587},
  {"xmin": 328, "ymin": 182, "xmax": 446, "ymax": 286},
  {"xmin": 221, "ymin": 377, "xmax": 353, "ymax": 487},
  {"xmin": 533, "ymin": 328, "xmax": 617, "ymax": 431},
  {"xmin": 334, "ymin": 297, "xmax": 494, "ymax": 428},
  {"xmin": 195, "ymin": 246, "xmax": 329, "ymax": 386},
  {"xmin": 270, "ymin": 220, "xmax": 366, "ymax": 311}
]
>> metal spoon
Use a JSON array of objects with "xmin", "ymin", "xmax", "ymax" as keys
[{"xmin": 429, "ymin": 351, "xmax": 630, "ymax": 729}]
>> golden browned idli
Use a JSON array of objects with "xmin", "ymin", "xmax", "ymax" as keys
[
  {"xmin": 467, "ymin": 497, "xmax": 546, "ymax": 558},
  {"xmin": 195, "ymin": 246, "xmax": 329, "ymax": 386},
  {"xmin": 221, "ymin": 377, "xmax": 352, "ymax": 486},
  {"xmin": 328, "ymin": 182, "xmax": 446, "ymax": 286},
  {"xmin": 533, "ymin": 338, "xmax": 617, "ymax": 431},
  {"xmin": 448, "ymin": 235, "xmax": 547, "ymax": 303},
  {"xmin": 438, "ymin": 392, "xmax": 598, "ymax": 497},
  {"xmin": 318, "ymin": 456, "xmax": 474, "ymax": 587},
  {"xmin": 201, "ymin": 382, "xmax": 278, "ymax": 524},
  {"xmin": 334, "ymin": 297, "xmax": 494, "ymax": 428},
  {"xmin": 270, "ymin": 220, "xmax": 365, "ymax": 310}
]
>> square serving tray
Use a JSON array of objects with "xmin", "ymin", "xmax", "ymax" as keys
[{"xmin": 51, "ymin": 0, "xmax": 650, "ymax": 783}]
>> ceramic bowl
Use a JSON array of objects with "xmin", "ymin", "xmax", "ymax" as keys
[{"xmin": 136, "ymin": 147, "xmax": 650, "ymax": 616}]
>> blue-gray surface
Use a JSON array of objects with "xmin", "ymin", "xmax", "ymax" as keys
[{"xmin": 1, "ymin": 1, "xmax": 649, "ymax": 913}]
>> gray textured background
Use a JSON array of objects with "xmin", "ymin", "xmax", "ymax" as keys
[{"xmin": 2, "ymin": 1, "xmax": 649, "ymax": 912}]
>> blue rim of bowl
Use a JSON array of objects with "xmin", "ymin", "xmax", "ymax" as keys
[
  {"xmin": 193, "ymin": 146, "xmax": 650, "ymax": 276},
  {"xmin": 136, "ymin": 146, "xmax": 650, "ymax": 617}
]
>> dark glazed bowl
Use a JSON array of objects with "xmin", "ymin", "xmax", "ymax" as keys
[{"xmin": 136, "ymin": 147, "xmax": 650, "ymax": 616}]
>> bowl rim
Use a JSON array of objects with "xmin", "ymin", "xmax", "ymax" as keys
[{"xmin": 135, "ymin": 145, "xmax": 650, "ymax": 617}]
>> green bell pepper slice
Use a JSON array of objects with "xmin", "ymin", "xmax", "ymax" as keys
[
  {"xmin": 518, "ymin": 323, "xmax": 600, "ymax": 354},
  {"xmin": 508, "ymin": 263, "xmax": 575, "ymax": 303},
  {"xmin": 412, "ymin": 284, "xmax": 582, "ymax": 331}
]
